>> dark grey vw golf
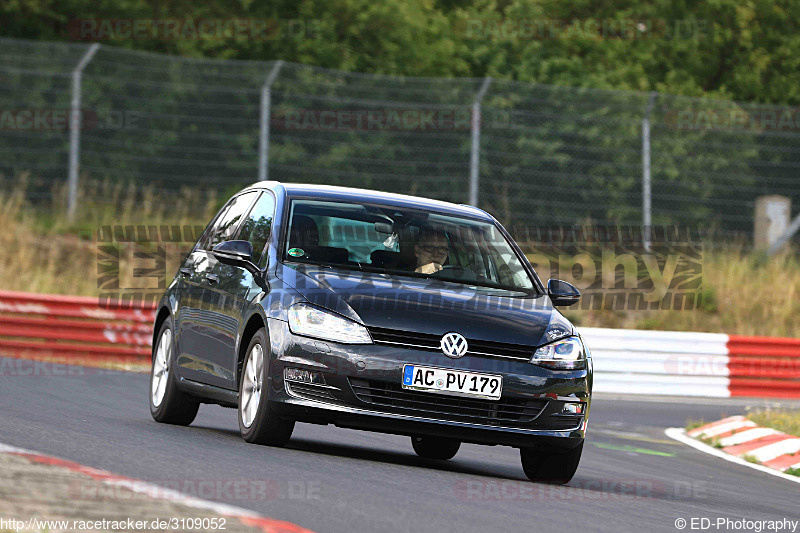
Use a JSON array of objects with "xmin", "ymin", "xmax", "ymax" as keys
[{"xmin": 149, "ymin": 181, "xmax": 592, "ymax": 483}]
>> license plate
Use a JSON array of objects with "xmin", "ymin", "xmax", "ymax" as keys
[{"xmin": 402, "ymin": 364, "xmax": 502, "ymax": 400}]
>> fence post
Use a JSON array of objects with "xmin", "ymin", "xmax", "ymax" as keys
[
  {"xmin": 641, "ymin": 91, "xmax": 657, "ymax": 249},
  {"xmin": 469, "ymin": 77, "xmax": 493, "ymax": 207},
  {"xmin": 258, "ymin": 60, "xmax": 285, "ymax": 182},
  {"xmin": 67, "ymin": 43, "xmax": 100, "ymax": 220}
]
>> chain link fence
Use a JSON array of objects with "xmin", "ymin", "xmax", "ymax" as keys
[{"xmin": 2, "ymin": 37, "xmax": 799, "ymax": 245}]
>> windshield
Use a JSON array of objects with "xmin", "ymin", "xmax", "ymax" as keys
[{"xmin": 282, "ymin": 199, "xmax": 537, "ymax": 292}]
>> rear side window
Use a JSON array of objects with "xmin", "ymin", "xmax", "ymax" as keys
[
  {"xmin": 239, "ymin": 192, "xmax": 276, "ymax": 265},
  {"xmin": 202, "ymin": 191, "xmax": 259, "ymax": 250}
]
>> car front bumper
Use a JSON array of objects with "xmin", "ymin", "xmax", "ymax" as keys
[{"xmin": 266, "ymin": 318, "xmax": 591, "ymax": 450}]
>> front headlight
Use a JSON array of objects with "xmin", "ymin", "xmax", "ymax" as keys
[
  {"xmin": 288, "ymin": 303, "xmax": 372, "ymax": 344},
  {"xmin": 530, "ymin": 336, "xmax": 585, "ymax": 370}
]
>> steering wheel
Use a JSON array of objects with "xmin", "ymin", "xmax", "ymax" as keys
[{"xmin": 433, "ymin": 265, "xmax": 478, "ymax": 280}]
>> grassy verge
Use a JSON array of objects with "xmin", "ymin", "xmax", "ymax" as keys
[
  {"xmin": 0, "ymin": 180, "xmax": 219, "ymax": 295},
  {"xmin": 687, "ymin": 410, "xmax": 800, "ymax": 475},
  {"xmin": 747, "ymin": 409, "xmax": 800, "ymax": 438},
  {"xmin": 700, "ymin": 436, "xmax": 723, "ymax": 449},
  {"xmin": 686, "ymin": 419, "xmax": 707, "ymax": 431},
  {"xmin": 553, "ymin": 248, "xmax": 800, "ymax": 338}
]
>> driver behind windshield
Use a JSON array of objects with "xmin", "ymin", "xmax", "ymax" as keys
[{"xmin": 414, "ymin": 228, "xmax": 449, "ymax": 274}]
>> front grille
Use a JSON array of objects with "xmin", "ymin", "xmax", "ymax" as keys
[
  {"xmin": 368, "ymin": 327, "xmax": 534, "ymax": 362},
  {"xmin": 349, "ymin": 378, "xmax": 547, "ymax": 426},
  {"xmin": 286, "ymin": 381, "xmax": 336, "ymax": 402}
]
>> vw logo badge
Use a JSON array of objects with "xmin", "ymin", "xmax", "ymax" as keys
[{"xmin": 440, "ymin": 332, "xmax": 468, "ymax": 359}]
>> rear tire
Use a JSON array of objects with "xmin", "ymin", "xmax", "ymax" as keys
[
  {"xmin": 520, "ymin": 442, "xmax": 583, "ymax": 484},
  {"xmin": 411, "ymin": 436, "xmax": 461, "ymax": 460},
  {"xmin": 238, "ymin": 328, "xmax": 294, "ymax": 446},
  {"xmin": 149, "ymin": 317, "xmax": 199, "ymax": 425}
]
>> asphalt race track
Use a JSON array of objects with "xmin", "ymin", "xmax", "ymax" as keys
[{"xmin": 1, "ymin": 356, "xmax": 798, "ymax": 533}]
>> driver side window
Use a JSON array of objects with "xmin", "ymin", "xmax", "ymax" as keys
[
  {"xmin": 239, "ymin": 192, "xmax": 276, "ymax": 266},
  {"xmin": 201, "ymin": 191, "xmax": 259, "ymax": 250}
]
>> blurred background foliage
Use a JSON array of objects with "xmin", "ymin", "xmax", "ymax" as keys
[{"xmin": 2, "ymin": 0, "xmax": 800, "ymax": 104}]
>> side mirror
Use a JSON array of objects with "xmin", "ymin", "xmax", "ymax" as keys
[
  {"xmin": 212, "ymin": 240, "xmax": 263, "ymax": 276},
  {"xmin": 547, "ymin": 279, "xmax": 581, "ymax": 307}
]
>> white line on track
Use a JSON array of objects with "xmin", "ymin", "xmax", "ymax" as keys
[{"xmin": 664, "ymin": 428, "xmax": 800, "ymax": 486}]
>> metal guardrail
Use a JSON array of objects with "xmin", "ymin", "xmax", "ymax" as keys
[
  {"xmin": 583, "ymin": 327, "xmax": 800, "ymax": 399},
  {"xmin": 727, "ymin": 335, "xmax": 800, "ymax": 398},
  {"xmin": 0, "ymin": 290, "xmax": 154, "ymax": 361},
  {"xmin": 583, "ymin": 327, "xmax": 732, "ymax": 397}
]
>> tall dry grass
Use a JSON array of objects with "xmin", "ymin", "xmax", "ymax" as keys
[
  {"xmin": 37, "ymin": 177, "xmax": 222, "ymax": 234},
  {"xmin": 558, "ymin": 248, "xmax": 800, "ymax": 337},
  {"xmin": 0, "ymin": 179, "xmax": 219, "ymax": 296},
  {"xmin": 635, "ymin": 250, "xmax": 800, "ymax": 337},
  {"xmin": 748, "ymin": 408, "xmax": 800, "ymax": 437}
]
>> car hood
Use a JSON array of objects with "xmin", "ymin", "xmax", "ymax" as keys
[{"xmin": 276, "ymin": 263, "xmax": 572, "ymax": 347}]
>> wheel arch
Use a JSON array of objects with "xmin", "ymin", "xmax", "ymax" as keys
[
  {"xmin": 152, "ymin": 306, "xmax": 172, "ymax": 360},
  {"xmin": 237, "ymin": 312, "xmax": 268, "ymax": 386}
]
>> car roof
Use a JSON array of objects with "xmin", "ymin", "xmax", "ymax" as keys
[{"xmin": 248, "ymin": 181, "xmax": 494, "ymax": 221}]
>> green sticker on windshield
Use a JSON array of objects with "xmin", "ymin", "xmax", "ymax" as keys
[{"xmin": 288, "ymin": 247, "xmax": 305, "ymax": 257}]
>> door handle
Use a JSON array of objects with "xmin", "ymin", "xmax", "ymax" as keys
[
  {"xmin": 205, "ymin": 273, "xmax": 220, "ymax": 284},
  {"xmin": 179, "ymin": 267, "xmax": 192, "ymax": 279}
]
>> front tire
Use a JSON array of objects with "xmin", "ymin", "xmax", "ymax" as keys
[
  {"xmin": 238, "ymin": 328, "xmax": 294, "ymax": 446},
  {"xmin": 411, "ymin": 436, "xmax": 461, "ymax": 460},
  {"xmin": 520, "ymin": 442, "xmax": 583, "ymax": 484},
  {"xmin": 149, "ymin": 317, "xmax": 199, "ymax": 425}
]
